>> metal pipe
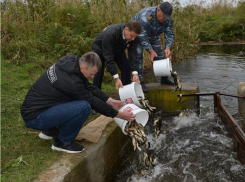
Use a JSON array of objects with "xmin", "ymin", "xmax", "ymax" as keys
[
  {"xmin": 219, "ymin": 92, "xmax": 245, "ymax": 99},
  {"xmin": 177, "ymin": 92, "xmax": 245, "ymax": 99}
]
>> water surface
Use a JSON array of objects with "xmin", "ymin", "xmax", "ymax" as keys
[{"xmin": 110, "ymin": 44, "xmax": 245, "ymax": 182}]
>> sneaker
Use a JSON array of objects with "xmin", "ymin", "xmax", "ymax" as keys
[
  {"xmin": 39, "ymin": 127, "xmax": 59, "ymax": 140},
  {"xmin": 90, "ymin": 109, "xmax": 97, "ymax": 115},
  {"xmin": 160, "ymin": 76, "xmax": 175, "ymax": 85},
  {"xmin": 51, "ymin": 137, "xmax": 85, "ymax": 154},
  {"xmin": 140, "ymin": 82, "xmax": 149, "ymax": 93}
]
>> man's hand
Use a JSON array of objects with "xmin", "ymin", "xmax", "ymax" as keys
[
  {"xmin": 149, "ymin": 50, "xmax": 158, "ymax": 64},
  {"xmin": 115, "ymin": 78, "xmax": 123, "ymax": 89},
  {"xmin": 106, "ymin": 97, "xmax": 125, "ymax": 110},
  {"xmin": 132, "ymin": 74, "xmax": 140, "ymax": 83},
  {"xmin": 116, "ymin": 107, "xmax": 135, "ymax": 121},
  {"xmin": 164, "ymin": 47, "xmax": 171, "ymax": 58}
]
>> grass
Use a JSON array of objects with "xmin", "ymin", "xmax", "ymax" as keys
[{"xmin": 0, "ymin": 59, "xmax": 117, "ymax": 181}]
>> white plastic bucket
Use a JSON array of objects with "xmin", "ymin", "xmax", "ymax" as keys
[
  {"xmin": 113, "ymin": 104, "xmax": 149, "ymax": 135},
  {"xmin": 153, "ymin": 58, "xmax": 172, "ymax": 77},
  {"xmin": 119, "ymin": 82, "xmax": 145, "ymax": 107}
]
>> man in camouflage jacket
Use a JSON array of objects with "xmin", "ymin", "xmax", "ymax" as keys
[{"xmin": 131, "ymin": 2, "xmax": 174, "ymax": 92}]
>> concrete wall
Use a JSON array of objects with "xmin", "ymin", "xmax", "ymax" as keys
[
  {"xmin": 34, "ymin": 122, "xmax": 129, "ymax": 182},
  {"xmin": 64, "ymin": 123, "xmax": 129, "ymax": 182},
  {"xmin": 145, "ymin": 82, "xmax": 199, "ymax": 112}
]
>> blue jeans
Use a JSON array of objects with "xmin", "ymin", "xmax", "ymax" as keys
[
  {"xmin": 136, "ymin": 39, "xmax": 164, "ymax": 82},
  {"xmin": 24, "ymin": 100, "xmax": 91, "ymax": 144}
]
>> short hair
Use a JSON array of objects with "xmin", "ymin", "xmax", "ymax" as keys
[
  {"xmin": 125, "ymin": 20, "xmax": 142, "ymax": 34},
  {"xmin": 79, "ymin": 52, "xmax": 102, "ymax": 71}
]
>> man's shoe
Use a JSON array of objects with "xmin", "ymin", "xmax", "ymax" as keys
[
  {"xmin": 90, "ymin": 109, "xmax": 97, "ymax": 115},
  {"xmin": 160, "ymin": 76, "xmax": 175, "ymax": 85},
  {"xmin": 39, "ymin": 127, "xmax": 59, "ymax": 140},
  {"xmin": 140, "ymin": 82, "xmax": 149, "ymax": 93},
  {"xmin": 51, "ymin": 137, "xmax": 85, "ymax": 154}
]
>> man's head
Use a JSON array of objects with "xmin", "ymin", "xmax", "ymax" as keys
[
  {"xmin": 157, "ymin": 2, "xmax": 173, "ymax": 23},
  {"xmin": 124, "ymin": 20, "xmax": 142, "ymax": 41},
  {"xmin": 79, "ymin": 52, "xmax": 102, "ymax": 79}
]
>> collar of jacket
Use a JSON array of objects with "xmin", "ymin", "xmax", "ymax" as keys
[
  {"xmin": 147, "ymin": 7, "xmax": 157, "ymax": 21},
  {"xmin": 122, "ymin": 26, "xmax": 129, "ymax": 44}
]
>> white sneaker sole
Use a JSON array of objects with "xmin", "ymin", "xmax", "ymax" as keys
[
  {"xmin": 51, "ymin": 145, "xmax": 85, "ymax": 154},
  {"xmin": 39, "ymin": 132, "xmax": 53, "ymax": 140}
]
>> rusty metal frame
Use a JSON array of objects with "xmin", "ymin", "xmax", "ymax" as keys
[{"xmin": 178, "ymin": 92, "xmax": 245, "ymax": 164}]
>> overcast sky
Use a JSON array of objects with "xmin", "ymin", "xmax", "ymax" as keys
[{"xmin": 177, "ymin": 0, "xmax": 239, "ymax": 7}]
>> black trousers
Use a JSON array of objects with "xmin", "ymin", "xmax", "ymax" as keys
[{"xmin": 93, "ymin": 52, "xmax": 131, "ymax": 89}]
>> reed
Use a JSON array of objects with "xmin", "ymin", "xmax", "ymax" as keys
[{"xmin": 1, "ymin": 0, "xmax": 244, "ymax": 64}]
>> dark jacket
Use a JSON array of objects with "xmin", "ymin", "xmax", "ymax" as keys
[
  {"xmin": 92, "ymin": 23, "xmax": 138, "ymax": 76},
  {"xmin": 21, "ymin": 55, "xmax": 118, "ymax": 120}
]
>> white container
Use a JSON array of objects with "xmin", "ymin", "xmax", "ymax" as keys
[
  {"xmin": 114, "ymin": 104, "xmax": 149, "ymax": 135},
  {"xmin": 153, "ymin": 58, "xmax": 172, "ymax": 77},
  {"xmin": 119, "ymin": 82, "xmax": 145, "ymax": 107}
]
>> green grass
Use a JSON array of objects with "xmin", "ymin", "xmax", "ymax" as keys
[
  {"xmin": 1, "ymin": 61, "xmax": 55, "ymax": 181},
  {"xmin": 1, "ymin": 59, "xmax": 116, "ymax": 181}
]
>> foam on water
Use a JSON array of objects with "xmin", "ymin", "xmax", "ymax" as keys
[
  {"xmin": 172, "ymin": 112, "xmax": 200, "ymax": 130},
  {"xmin": 114, "ymin": 109, "xmax": 245, "ymax": 182},
  {"xmin": 146, "ymin": 133, "xmax": 166, "ymax": 150}
]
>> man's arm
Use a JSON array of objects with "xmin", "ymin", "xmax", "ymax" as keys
[
  {"xmin": 101, "ymin": 32, "xmax": 118, "ymax": 76},
  {"xmin": 138, "ymin": 27, "xmax": 153, "ymax": 52},
  {"xmin": 128, "ymin": 39, "xmax": 140, "ymax": 82},
  {"xmin": 101, "ymin": 30, "xmax": 124, "ymax": 89},
  {"xmin": 164, "ymin": 20, "xmax": 174, "ymax": 49}
]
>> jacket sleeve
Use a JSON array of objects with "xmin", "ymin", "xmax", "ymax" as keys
[
  {"xmin": 164, "ymin": 21, "xmax": 174, "ymax": 48},
  {"xmin": 53, "ymin": 77, "xmax": 118, "ymax": 118},
  {"xmin": 127, "ymin": 39, "xmax": 139, "ymax": 72},
  {"xmin": 101, "ymin": 31, "xmax": 118, "ymax": 76}
]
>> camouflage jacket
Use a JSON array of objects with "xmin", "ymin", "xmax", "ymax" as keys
[{"xmin": 131, "ymin": 6, "xmax": 174, "ymax": 51}]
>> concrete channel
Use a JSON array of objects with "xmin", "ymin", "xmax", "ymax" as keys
[{"xmin": 33, "ymin": 83, "xmax": 199, "ymax": 182}]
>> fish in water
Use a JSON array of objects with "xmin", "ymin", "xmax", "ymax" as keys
[
  {"xmin": 124, "ymin": 120, "xmax": 147, "ymax": 152},
  {"xmin": 153, "ymin": 116, "xmax": 162, "ymax": 138},
  {"xmin": 141, "ymin": 142, "xmax": 157, "ymax": 168},
  {"xmin": 179, "ymin": 109, "xmax": 190, "ymax": 118},
  {"xmin": 171, "ymin": 71, "xmax": 182, "ymax": 93}
]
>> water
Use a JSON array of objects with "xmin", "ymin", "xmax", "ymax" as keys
[
  {"xmin": 109, "ymin": 44, "xmax": 245, "ymax": 182},
  {"xmin": 114, "ymin": 113, "xmax": 245, "ymax": 182},
  {"xmin": 173, "ymin": 44, "xmax": 245, "ymax": 115}
]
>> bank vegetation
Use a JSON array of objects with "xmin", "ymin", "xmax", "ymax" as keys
[{"xmin": 1, "ymin": 0, "xmax": 245, "ymax": 66}]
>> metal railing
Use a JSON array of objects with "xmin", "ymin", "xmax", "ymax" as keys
[{"xmin": 177, "ymin": 92, "xmax": 245, "ymax": 164}]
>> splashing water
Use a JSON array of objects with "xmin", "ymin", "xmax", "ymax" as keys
[{"xmin": 113, "ymin": 110, "xmax": 245, "ymax": 182}]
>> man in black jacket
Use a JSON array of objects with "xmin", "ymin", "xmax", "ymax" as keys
[
  {"xmin": 21, "ymin": 52, "xmax": 135, "ymax": 153},
  {"xmin": 92, "ymin": 20, "xmax": 141, "ymax": 90}
]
